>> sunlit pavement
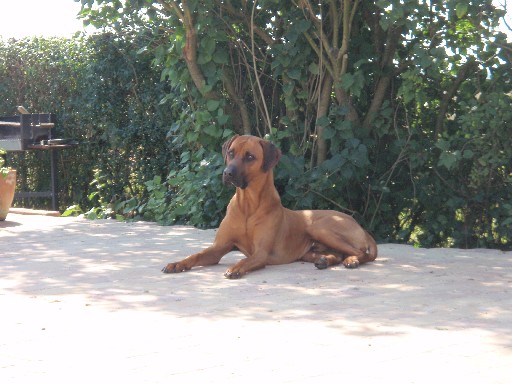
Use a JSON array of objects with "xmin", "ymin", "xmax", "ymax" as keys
[{"xmin": 1, "ymin": 212, "xmax": 511, "ymax": 383}]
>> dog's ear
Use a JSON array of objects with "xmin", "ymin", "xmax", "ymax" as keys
[
  {"xmin": 260, "ymin": 139, "xmax": 281, "ymax": 172},
  {"xmin": 222, "ymin": 135, "xmax": 239, "ymax": 163}
]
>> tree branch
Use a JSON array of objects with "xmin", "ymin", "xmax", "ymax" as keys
[
  {"xmin": 330, "ymin": 0, "xmax": 361, "ymax": 130},
  {"xmin": 222, "ymin": 71, "xmax": 252, "ymax": 134},
  {"xmin": 298, "ymin": 0, "xmax": 334, "ymax": 64},
  {"xmin": 329, "ymin": 0, "xmax": 339, "ymax": 50},
  {"xmin": 250, "ymin": 0, "xmax": 272, "ymax": 133},
  {"xmin": 159, "ymin": 0, "xmax": 218, "ymax": 99},
  {"xmin": 362, "ymin": 25, "xmax": 403, "ymax": 130},
  {"xmin": 303, "ymin": 31, "xmax": 334, "ymax": 77},
  {"xmin": 435, "ymin": 58, "xmax": 478, "ymax": 136},
  {"xmin": 315, "ymin": 73, "xmax": 334, "ymax": 165},
  {"xmin": 157, "ymin": 0, "xmax": 183, "ymax": 21},
  {"xmin": 221, "ymin": 0, "xmax": 275, "ymax": 46}
]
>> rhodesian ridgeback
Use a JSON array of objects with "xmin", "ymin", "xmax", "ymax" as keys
[{"xmin": 162, "ymin": 135, "xmax": 377, "ymax": 279}]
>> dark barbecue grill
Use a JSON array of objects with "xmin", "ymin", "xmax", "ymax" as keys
[{"xmin": 0, "ymin": 112, "xmax": 78, "ymax": 210}]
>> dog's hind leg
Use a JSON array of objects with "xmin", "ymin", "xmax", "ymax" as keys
[
  {"xmin": 300, "ymin": 250, "xmax": 343, "ymax": 270},
  {"xmin": 300, "ymin": 242, "xmax": 344, "ymax": 270},
  {"xmin": 306, "ymin": 223, "xmax": 374, "ymax": 269}
]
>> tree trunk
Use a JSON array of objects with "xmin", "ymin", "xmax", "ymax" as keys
[
  {"xmin": 362, "ymin": 26, "xmax": 403, "ymax": 131},
  {"xmin": 162, "ymin": 0, "xmax": 218, "ymax": 100},
  {"xmin": 222, "ymin": 71, "xmax": 252, "ymax": 134},
  {"xmin": 316, "ymin": 73, "xmax": 333, "ymax": 165}
]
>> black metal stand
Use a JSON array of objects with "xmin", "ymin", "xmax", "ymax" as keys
[
  {"xmin": 1, "ymin": 112, "xmax": 78, "ymax": 211},
  {"xmin": 14, "ymin": 145, "xmax": 74, "ymax": 211}
]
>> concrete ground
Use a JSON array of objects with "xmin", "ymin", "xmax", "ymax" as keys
[{"xmin": 1, "ymin": 212, "xmax": 511, "ymax": 383}]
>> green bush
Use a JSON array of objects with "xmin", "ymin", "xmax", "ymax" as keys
[
  {"xmin": 0, "ymin": 34, "xmax": 179, "ymax": 215},
  {"xmin": 3, "ymin": 0, "xmax": 512, "ymax": 252}
]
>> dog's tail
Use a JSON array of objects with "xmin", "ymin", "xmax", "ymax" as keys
[{"xmin": 364, "ymin": 231, "xmax": 378, "ymax": 262}]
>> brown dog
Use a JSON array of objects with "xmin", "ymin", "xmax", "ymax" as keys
[{"xmin": 162, "ymin": 135, "xmax": 377, "ymax": 278}]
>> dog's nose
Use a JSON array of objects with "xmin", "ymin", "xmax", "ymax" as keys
[
  {"xmin": 223, "ymin": 164, "xmax": 244, "ymax": 188},
  {"xmin": 223, "ymin": 164, "xmax": 236, "ymax": 178},
  {"xmin": 223, "ymin": 167, "xmax": 233, "ymax": 178}
]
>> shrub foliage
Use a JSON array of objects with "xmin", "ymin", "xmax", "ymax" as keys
[{"xmin": 1, "ymin": 0, "xmax": 511, "ymax": 248}]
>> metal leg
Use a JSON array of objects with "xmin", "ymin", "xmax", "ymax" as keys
[{"xmin": 50, "ymin": 149, "xmax": 58, "ymax": 211}]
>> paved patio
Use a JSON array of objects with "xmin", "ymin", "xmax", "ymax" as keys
[{"xmin": 1, "ymin": 212, "xmax": 511, "ymax": 383}]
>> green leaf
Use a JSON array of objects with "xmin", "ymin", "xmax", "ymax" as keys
[
  {"xmin": 322, "ymin": 126, "xmax": 336, "ymax": 140},
  {"xmin": 282, "ymin": 82, "xmax": 294, "ymax": 95},
  {"xmin": 308, "ymin": 62, "xmax": 319, "ymax": 75},
  {"xmin": 217, "ymin": 114, "xmax": 229, "ymax": 125},
  {"xmin": 201, "ymin": 36, "xmax": 216, "ymax": 56},
  {"xmin": 287, "ymin": 68, "xmax": 301, "ymax": 80},
  {"xmin": 462, "ymin": 149, "xmax": 474, "ymax": 159},
  {"xmin": 316, "ymin": 116, "xmax": 329, "ymax": 127},
  {"xmin": 340, "ymin": 73, "xmax": 354, "ymax": 90},
  {"xmin": 438, "ymin": 151, "xmax": 461, "ymax": 170},
  {"xmin": 295, "ymin": 19, "xmax": 311, "ymax": 33},
  {"xmin": 285, "ymin": 30, "xmax": 299, "ymax": 43},
  {"xmin": 180, "ymin": 151, "xmax": 191, "ymax": 164},
  {"xmin": 204, "ymin": 124, "xmax": 222, "ymax": 138},
  {"xmin": 197, "ymin": 52, "xmax": 212, "ymax": 65},
  {"xmin": 123, "ymin": 198, "xmax": 138, "ymax": 214},
  {"xmin": 173, "ymin": 205, "xmax": 188, "ymax": 216},
  {"xmin": 456, "ymin": 3, "xmax": 468, "ymax": 18},
  {"xmin": 435, "ymin": 140, "xmax": 450, "ymax": 151},
  {"xmin": 206, "ymin": 99, "xmax": 220, "ymax": 111},
  {"xmin": 213, "ymin": 48, "xmax": 228, "ymax": 64},
  {"xmin": 88, "ymin": 191, "xmax": 98, "ymax": 201}
]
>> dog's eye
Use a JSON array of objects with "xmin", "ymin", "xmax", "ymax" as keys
[
  {"xmin": 245, "ymin": 153, "xmax": 255, "ymax": 162},
  {"xmin": 228, "ymin": 150, "xmax": 235, "ymax": 159}
]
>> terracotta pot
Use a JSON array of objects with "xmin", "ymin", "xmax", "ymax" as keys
[{"xmin": 0, "ymin": 169, "xmax": 16, "ymax": 221}]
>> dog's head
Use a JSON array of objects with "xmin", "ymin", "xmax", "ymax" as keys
[{"xmin": 222, "ymin": 135, "xmax": 281, "ymax": 189}]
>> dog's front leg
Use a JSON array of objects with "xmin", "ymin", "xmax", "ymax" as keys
[
  {"xmin": 224, "ymin": 252, "xmax": 268, "ymax": 279},
  {"xmin": 162, "ymin": 242, "xmax": 232, "ymax": 273}
]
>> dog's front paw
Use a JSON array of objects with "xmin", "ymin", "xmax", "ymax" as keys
[
  {"xmin": 343, "ymin": 256, "xmax": 360, "ymax": 269},
  {"xmin": 224, "ymin": 269, "xmax": 244, "ymax": 279},
  {"xmin": 162, "ymin": 262, "xmax": 190, "ymax": 274}
]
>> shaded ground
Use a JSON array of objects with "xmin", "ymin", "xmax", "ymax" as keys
[{"xmin": 1, "ymin": 213, "xmax": 511, "ymax": 383}]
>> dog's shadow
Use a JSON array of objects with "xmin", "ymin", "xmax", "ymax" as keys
[{"xmin": 0, "ymin": 220, "xmax": 21, "ymax": 228}]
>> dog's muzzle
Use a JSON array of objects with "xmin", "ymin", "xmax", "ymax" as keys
[{"xmin": 223, "ymin": 164, "xmax": 248, "ymax": 189}]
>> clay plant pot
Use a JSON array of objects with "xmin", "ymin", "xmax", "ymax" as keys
[{"xmin": 0, "ymin": 169, "xmax": 16, "ymax": 221}]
